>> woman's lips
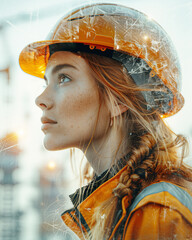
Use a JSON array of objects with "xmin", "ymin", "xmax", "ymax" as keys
[
  {"xmin": 41, "ymin": 116, "xmax": 57, "ymax": 124},
  {"xmin": 41, "ymin": 117, "xmax": 57, "ymax": 131},
  {"xmin": 41, "ymin": 122, "xmax": 57, "ymax": 131}
]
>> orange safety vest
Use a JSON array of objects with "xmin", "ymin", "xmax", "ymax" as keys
[{"xmin": 61, "ymin": 165, "xmax": 192, "ymax": 239}]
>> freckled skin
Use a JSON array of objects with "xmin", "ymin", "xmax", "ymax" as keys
[{"xmin": 35, "ymin": 51, "xmax": 110, "ymax": 151}]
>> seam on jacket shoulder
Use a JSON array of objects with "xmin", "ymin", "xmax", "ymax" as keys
[{"xmin": 127, "ymin": 182, "xmax": 192, "ymax": 215}]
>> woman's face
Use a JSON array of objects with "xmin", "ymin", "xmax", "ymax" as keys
[{"xmin": 35, "ymin": 51, "xmax": 110, "ymax": 151}]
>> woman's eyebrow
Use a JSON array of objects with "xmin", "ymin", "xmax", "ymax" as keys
[
  {"xmin": 52, "ymin": 64, "xmax": 78, "ymax": 75},
  {"xmin": 44, "ymin": 64, "xmax": 77, "ymax": 82}
]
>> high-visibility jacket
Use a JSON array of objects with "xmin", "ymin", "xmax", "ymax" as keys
[{"xmin": 61, "ymin": 165, "xmax": 192, "ymax": 239}]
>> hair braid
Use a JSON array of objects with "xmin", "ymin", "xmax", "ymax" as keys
[{"xmin": 113, "ymin": 133, "xmax": 157, "ymax": 202}]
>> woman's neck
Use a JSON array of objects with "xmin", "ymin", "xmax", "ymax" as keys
[{"xmin": 84, "ymin": 127, "xmax": 129, "ymax": 175}]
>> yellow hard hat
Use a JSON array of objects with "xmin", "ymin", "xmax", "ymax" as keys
[{"xmin": 19, "ymin": 3, "xmax": 184, "ymax": 117}]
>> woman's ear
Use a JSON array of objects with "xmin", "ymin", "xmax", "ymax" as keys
[{"xmin": 111, "ymin": 104, "xmax": 128, "ymax": 117}]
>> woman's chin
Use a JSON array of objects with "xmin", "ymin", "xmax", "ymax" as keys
[
  {"xmin": 43, "ymin": 137, "xmax": 61, "ymax": 151},
  {"xmin": 43, "ymin": 137, "xmax": 71, "ymax": 151}
]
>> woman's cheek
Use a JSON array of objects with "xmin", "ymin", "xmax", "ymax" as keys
[{"xmin": 60, "ymin": 89, "xmax": 99, "ymax": 120}]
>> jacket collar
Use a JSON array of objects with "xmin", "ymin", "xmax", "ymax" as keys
[
  {"xmin": 76, "ymin": 164, "xmax": 128, "ymax": 231},
  {"xmin": 69, "ymin": 154, "xmax": 129, "ymax": 208},
  {"xmin": 61, "ymin": 155, "xmax": 130, "ymax": 239}
]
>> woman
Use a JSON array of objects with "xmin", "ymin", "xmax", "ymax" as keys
[{"xmin": 19, "ymin": 3, "xmax": 192, "ymax": 240}]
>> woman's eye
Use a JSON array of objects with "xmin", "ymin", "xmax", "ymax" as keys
[{"xmin": 58, "ymin": 74, "xmax": 71, "ymax": 85}]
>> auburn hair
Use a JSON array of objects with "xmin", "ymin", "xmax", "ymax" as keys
[{"xmin": 75, "ymin": 52, "xmax": 192, "ymax": 240}]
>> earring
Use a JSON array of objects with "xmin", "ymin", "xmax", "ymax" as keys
[{"xmin": 110, "ymin": 117, "xmax": 113, "ymax": 127}]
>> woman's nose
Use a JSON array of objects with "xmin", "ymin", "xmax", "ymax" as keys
[{"xmin": 35, "ymin": 91, "xmax": 53, "ymax": 110}]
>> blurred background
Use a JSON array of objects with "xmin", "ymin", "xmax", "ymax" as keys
[{"xmin": 0, "ymin": 0, "xmax": 191, "ymax": 239}]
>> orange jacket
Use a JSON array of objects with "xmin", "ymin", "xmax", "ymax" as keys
[{"xmin": 61, "ymin": 165, "xmax": 192, "ymax": 239}]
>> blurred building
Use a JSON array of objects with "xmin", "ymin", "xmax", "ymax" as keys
[
  {"xmin": 0, "ymin": 133, "xmax": 23, "ymax": 240},
  {"xmin": 35, "ymin": 160, "xmax": 75, "ymax": 240}
]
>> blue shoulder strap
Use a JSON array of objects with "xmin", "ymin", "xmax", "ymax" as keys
[{"xmin": 128, "ymin": 182, "xmax": 192, "ymax": 215}]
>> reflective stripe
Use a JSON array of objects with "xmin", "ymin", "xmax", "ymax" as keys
[
  {"xmin": 61, "ymin": 208, "xmax": 91, "ymax": 234},
  {"xmin": 128, "ymin": 182, "xmax": 192, "ymax": 215},
  {"xmin": 75, "ymin": 208, "xmax": 91, "ymax": 234}
]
